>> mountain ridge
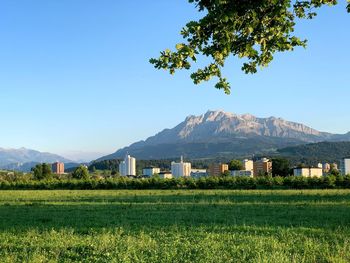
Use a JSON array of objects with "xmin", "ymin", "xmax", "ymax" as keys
[
  {"xmin": 0, "ymin": 147, "xmax": 72, "ymax": 168},
  {"xmin": 98, "ymin": 110, "xmax": 350, "ymax": 160}
]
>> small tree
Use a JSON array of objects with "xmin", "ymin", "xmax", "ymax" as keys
[
  {"xmin": 229, "ymin": 160, "xmax": 244, "ymax": 171},
  {"xmin": 272, "ymin": 158, "xmax": 291, "ymax": 177},
  {"xmin": 221, "ymin": 170, "xmax": 231, "ymax": 177},
  {"xmin": 329, "ymin": 164, "xmax": 340, "ymax": 176},
  {"xmin": 72, "ymin": 165, "xmax": 90, "ymax": 180},
  {"xmin": 32, "ymin": 163, "xmax": 52, "ymax": 180}
]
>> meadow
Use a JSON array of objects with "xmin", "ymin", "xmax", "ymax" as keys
[{"xmin": 0, "ymin": 189, "xmax": 350, "ymax": 262}]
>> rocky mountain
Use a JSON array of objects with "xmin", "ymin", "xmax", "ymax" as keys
[
  {"xmin": 0, "ymin": 147, "xmax": 71, "ymax": 169},
  {"xmin": 99, "ymin": 110, "xmax": 350, "ymax": 160}
]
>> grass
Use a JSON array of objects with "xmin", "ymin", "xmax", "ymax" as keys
[{"xmin": 0, "ymin": 189, "xmax": 350, "ymax": 262}]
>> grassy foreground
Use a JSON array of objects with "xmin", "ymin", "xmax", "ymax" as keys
[{"xmin": 0, "ymin": 190, "xmax": 350, "ymax": 262}]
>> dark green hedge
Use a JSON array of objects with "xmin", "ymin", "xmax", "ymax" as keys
[{"xmin": 1, "ymin": 175, "xmax": 350, "ymax": 190}]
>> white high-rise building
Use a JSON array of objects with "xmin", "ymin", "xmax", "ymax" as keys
[
  {"xmin": 119, "ymin": 154, "xmax": 136, "ymax": 176},
  {"xmin": 339, "ymin": 158, "xmax": 350, "ymax": 175},
  {"xmin": 171, "ymin": 156, "xmax": 191, "ymax": 178}
]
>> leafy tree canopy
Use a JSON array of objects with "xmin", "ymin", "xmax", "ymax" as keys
[
  {"xmin": 32, "ymin": 163, "xmax": 52, "ymax": 180},
  {"xmin": 150, "ymin": 0, "xmax": 349, "ymax": 94},
  {"xmin": 72, "ymin": 165, "xmax": 90, "ymax": 180},
  {"xmin": 228, "ymin": 159, "xmax": 244, "ymax": 170},
  {"xmin": 221, "ymin": 170, "xmax": 231, "ymax": 177},
  {"xmin": 272, "ymin": 157, "xmax": 291, "ymax": 177}
]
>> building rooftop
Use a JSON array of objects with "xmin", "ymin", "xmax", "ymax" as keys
[{"xmin": 294, "ymin": 167, "xmax": 322, "ymax": 169}]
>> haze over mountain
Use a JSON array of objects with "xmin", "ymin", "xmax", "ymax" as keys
[
  {"xmin": 99, "ymin": 110, "xmax": 350, "ymax": 160},
  {"xmin": 0, "ymin": 147, "xmax": 71, "ymax": 169},
  {"xmin": 59, "ymin": 151, "xmax": 106, "ymax": 163}
]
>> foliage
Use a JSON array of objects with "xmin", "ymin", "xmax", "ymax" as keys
[
  {"xmin": 221, "ymin": 170, "xmax": 231, "ymax": 177},
  {"xmin": 1, "ymin": 175, "xmax": 350, "ymax": 190},
  {"xmin": 72, "ymin": 165, "xmax": 90, "ymax": 180},
  {"xmin": 0, "ymin": 170, "xmax": 31, "ymax": 182},
  {"xmin": 330, "ymin": 163, "xmax": 340, "ymax": 176},
  {"xmin": 271, "ymin": 157, "xmax": 292, "ymax": 177},
  {"xmin": 150, "ymin": 0, "xmax": 349, "ymax": 94},
  {"xmin": 277, "ymin": 141, "xmax": 350, "ymax": 164},
  {"xmin": 137, "ymin": 159, "xmax": 208, "ymax": 171},
  {"xmin": 32, "ymin": 163, "xmax": 52, "ymax": 180},
  {"xmin": 1, "ymin": 189, "xmax": 350, "ymax": 262},
  {"xmin": 228, "ymin": 159, "xmax": 244, "ymax": 170},
  {"xmin": 88, "ymin": 159, "xmax": 120, "ymax": 172}
]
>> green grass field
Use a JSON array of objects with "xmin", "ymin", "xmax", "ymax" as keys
[{"xmin": 1, "ymin": 190, "xmax": 350, "ymax": 262}]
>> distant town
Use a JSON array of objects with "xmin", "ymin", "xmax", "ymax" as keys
[{"xmin": 46, "ymin": 155, "xmax": 350, "ymax": 178}]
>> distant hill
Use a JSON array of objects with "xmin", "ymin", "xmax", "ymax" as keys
[
  {"xmin": 3, "ymin": 161, "xmax": 81, "ymax": 173},
  {"xmin": 98, "ymin": 110, "xmax": 350, "ymax": 160},
  {"xmin": 277, "ymin": 141, "xmax": 350, "ymax": 164},
  {"xmin": 0, "ymin": 147, "xmax": 72, "ymax": 170}
]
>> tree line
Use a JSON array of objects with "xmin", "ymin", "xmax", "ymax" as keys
[{"xmin": 1, "ymin": 175, "xmax": 350, "ymax": 190}]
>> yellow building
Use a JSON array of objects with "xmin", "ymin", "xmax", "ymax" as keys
[
  {"xmin": 293, "ymin": 167, "xmax": 323, "ymax": 177},
  {"xmin": 243, "ymin": 159, "xmax": 254, "ymax": 175},
  {"xmin": 158, "ymin": 172, "xmax": 173, "ymax": 179}
]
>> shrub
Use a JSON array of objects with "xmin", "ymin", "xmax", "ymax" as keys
[{"xmin": 0, "ymin": 175, "xmax": 350, "ymax": 190}]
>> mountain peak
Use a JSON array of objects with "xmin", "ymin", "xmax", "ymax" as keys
[
  {"xmin": 0, "ymin": 147, "xmax": 72, "ymax": 168},
  {"xmin": 98, "ymin": 110, "xmax": 350, "ymax": 160},
  {"xmin": 240, "ymin": 113, "xmax": 255, "ymax": 120},
  {"xmin": 203, "ymin": 110, "xmax": 235, "ymax": 120},
  {"xmin": 178, "ymin": 110, "xmax": 330, "ymax": 141}
]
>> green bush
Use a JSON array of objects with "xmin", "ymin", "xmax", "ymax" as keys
[{"xmin": 1, "ymin": 175, "xmax": 350, "ymax": 190}]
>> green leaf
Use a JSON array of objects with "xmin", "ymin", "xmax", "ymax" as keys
[{"xmin": 150, "ymin": 0, "xmax": 348, "ymax": 95}]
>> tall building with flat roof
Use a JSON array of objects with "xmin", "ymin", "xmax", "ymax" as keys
[
  {"xmin": 243, "ymin": 159, "xmax": 253, "ymax": 170},
  {"xmin": 339, "ymin": 158, "xmax": 350, "ymax": 175},
  {"xmin": 243, "ymin": 159, "xmax": 254, "ymax": 176},
  {"xmin": 119, "ymin": 154, "xmax": 136, "ymax": 176},
  {"xmin": 209, "ymin": 163, "xmax": 229, "ymax": 176},
  {"xmin": 52, "ymin": 162, "xmax": 64, "ymax": 174},
  {"xmin": 253, "ymin": 158, "xmax": 272, "ymax": 176},
  {"xmin": 171, "ymin": 156, "xmax": 191, "ymax": 178}
]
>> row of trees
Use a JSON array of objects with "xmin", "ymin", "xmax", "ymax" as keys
[
  {"xmin": 1, "ymin": 175, "xmax": 350, "ymax": 190},
  {"xmin": 32, "ymin": 163, "xmax": 90, "ymax": 180}
]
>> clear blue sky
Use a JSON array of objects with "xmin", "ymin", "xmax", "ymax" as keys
[{"xmin": 1, "ymin": 1, "xmax": 349, "ymax": 160}]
